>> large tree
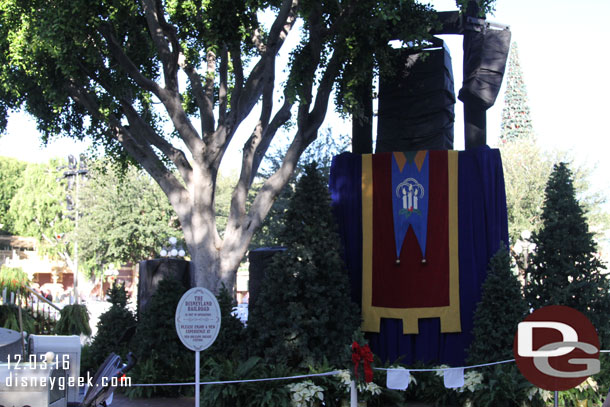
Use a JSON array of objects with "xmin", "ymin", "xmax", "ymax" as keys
[
  {"xmin": 500, "ymin": 42, "xmax": 533, "ymax": 144},
  {"xmin": 77, "ymin": 161, "xmax": 182, "ymax": 275},
  {"xmin": 0, "ymin": 0, "xmax": 437, "ymax": 291},
  {"xmin": 502, "ymin": 139, "xmax": 610, "ymax": 247},
  {"xmin": 525, "ymin": 163, "xmax": 610, "ymax": 345},
  {"xmin": 7, "ymin": 160, "xmax": 74, "ymax": 254},
  {"xmin": 0, "ymin": 156, "xmax": 27, "ymax": 234}
]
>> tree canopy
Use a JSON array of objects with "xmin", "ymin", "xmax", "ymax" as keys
[
  {"xmin": 502, "ymin": 139, "xmax": 610, "ymax": 247},
  {"xmin": 7, "ymin": 159, "xmax": 73, "ymax": 255},
  {"xmin": 0, "ymin": 0, "xmax": 442, "ymax": 291},
  {"xmin": 77, "ymin": 161, "xmax": 182, "ymax": 275},
  {"xmin": 498, "ymin": 40, "xmax": 609, "ymax": 247},
  {"xmin": 0, "ymin": 156, "xmax": 27, "ymax": 234}
]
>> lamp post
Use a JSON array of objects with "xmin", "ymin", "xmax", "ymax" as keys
[
  {"xmin": 160, "ymin": 237, "xmax": 186, "ymax": 258},
  {"xmin": 61, "ymin": 154, "xmax": 89, "ymax": 304}
]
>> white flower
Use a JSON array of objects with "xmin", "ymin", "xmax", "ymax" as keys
[
  {"xmin": 336, "ymin": 370, "xmax": 352, "ymax": 389},
  {"xmin": 526, "ymin": 387, "xmax": 552, "ymax": 402},
  {"xmin": 435, "ymin": 365, "xmax": 450, "ymax": 377},
  {"xmin": 576, "ymin": 376, "xmax": 598, "ymax": 392},
  {"xmin": 287, "ymin": 380, "xmax": 325, "ymax": 407},
  {"xmin": 357, "ymin": 381, "xmax": 382, "ymax": 396},
  {"xmin": 458, "ymin": 371, "xmax": 483, "ymax": 393}
]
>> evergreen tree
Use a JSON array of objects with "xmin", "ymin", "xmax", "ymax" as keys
[
  {"xmin": 247, "ymin": 163, "xmax": 359, "ymax": 368},
  {"xmin": 250, "ymin": 128, "xmax": 350, "ymax": 249},
  {"xmin": 130, "ymin": 277, "xmax": 193, "ymax": 397},
  {"xmin": 468, "ymin": 245, "xmax": 528, "ymax": 364},
  {"xmin": 525, "ymin": 163, "xmax": 610, "ymax": 345},
  {"xmin": 206, "ymin": 286, "xmax": 245, "ymax": 360},
  {"xmin": 82, "ymin": 283, "xmax": 137, "ymax": 374},
  {"xmin": 500, "ymin": 43, "xmax": 534, "ymax": 143}
]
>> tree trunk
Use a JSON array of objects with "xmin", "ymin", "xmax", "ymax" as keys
[
  {"xmin": 187, "ymin": 240, "xmax": 222, "ymax": 291},
  {"xmin": 178, "ymin": 165, "xmax": 247, "ymax": 294},
  {"xmin": 185, "ymin": 238, "xmax": 245, "ymax": 294}
]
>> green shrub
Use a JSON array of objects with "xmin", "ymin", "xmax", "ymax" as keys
[
  {"xmin": 0, "ymin": 303, "xmax": 35, "ymax": 333},
  {"xmin": 202, "ymin": 285, "xmax": 245, "ymax": 361},
  {"xmin": 200, "ymin": 356, "xmax": 292, "ymax": 407},
  {"xmin": 81, "ymin": 283, "xmax": 136, "ymax": 375},
  {"xmin": 126, "ymin": 277, "xmax": 193, "ymax": 398},
  {"xmin": 0, "ymin": 266, "xmax": 29, "ymax": 300},
  {"xmin": 55, "ymin": 304, "xmax": 91, "ymax": 336},
  {"xmin": 459, "ymin": 246, "xmax": 539, "ymax": 406},
  {"xmin": 399, "ymin": 362, "xmax": 461, "ymax": 406}
]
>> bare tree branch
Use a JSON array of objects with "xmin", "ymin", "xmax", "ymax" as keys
[
  {"xmin": 181, "ymin": 59, "xmax": 215, "ymax": 137},
  {"xmin": 98, "ymin": 24, "xmax": 161, "ymax": 95},
  {"xmin": 100, "ymin": 15, "xmax": 204, "ymax": 160},
  {"xmin": 250, "ymin": 98, "xmax": 293, "ymax": 183},
  {"xmin": 205, "ymin": 50, "xmax": 216, "ymax": 103},
  {"xmin": 140, "ymin": 0, "xmax": 171, "ymax": 61},
  {"xmin": 268, "ymin": 0, "xmax": 299, "ymax": 51},
  {"xmin": 205, "ymin": 2, "xmax": 299, "ymax": 172},
  {"xmin": 252, "ymin": 28, "xmax": 266, "ymax": 53},
  {"xmin": 65, "ymin": 82, "xmax": 188, "ymax": 208},
  {"xmin": 229, "ymin": 0, "xmax": 298, "ymax": 129},
  {"xmin": 222, "ymin": 129, "xmax": 310, "ymax": 264},
  {"xmin": 72, "ymin": 55, "xmax": 195, "ymax": 189},
  {"xmin": 306, "ymin": 46, "xmax": 344, "ymax": 139},
  {"xmin": 225, "ymin": 80, "xmax": 275, "ymax": 232},
  {"xmin": 120, "ymin": 100, "xmax": 194, "ymax": 185},
  {"xmin": 221, "ymin": 5, "xmax": 346, "ymax": 267},
  {"xmin": 230, "ymin": 48, "xmax": 244, "ymax": 114},
  {"xmin": 141, "ymin": 0, "xmax": 180, "ymax": 90},
  {"xmin": 219, "ymin": 46, "xmax": 229, "ymax": 125}
]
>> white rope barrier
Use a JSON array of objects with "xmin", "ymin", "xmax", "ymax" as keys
[
  {"xmin": 375, "ymin": 358, "xmax": 515, "ymax": 372},
  {"xmin": 128, "ymin": 350, "xmax": 610, "ymax": 387}
]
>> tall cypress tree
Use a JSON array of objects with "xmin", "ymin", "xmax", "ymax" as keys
[
  {"xmin": 247, "ymin": 162, "xmax": 359, "ymax": 368},
  {"xmin": 500, "ymin": 42, "xmax": 534, "ymax": 143},
  {"xmin": 525, "ymin": 163, "xmax": 610, "ymax": 344}
]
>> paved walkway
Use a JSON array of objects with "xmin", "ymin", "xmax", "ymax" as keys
[{"xmin": 111, "ymin": 392, "xmax": 195, "ymax": 407}]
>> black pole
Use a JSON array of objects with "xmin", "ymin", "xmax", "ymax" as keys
[
  {"xmin": 463, "ymin": 1, "xmax": 487, "ymax": 149},
  {"xmin": 464, "ymin": 102, "xmax": 486, "ymax": 149}
]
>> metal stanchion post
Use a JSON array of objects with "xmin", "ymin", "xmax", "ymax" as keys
[
  {"xmin": 196, "ymin": 350, "xmax": 200, "ymax": 407},
  {"xmin": 350, "ymin": 380, "xmax": 358, "ymax": 407}
]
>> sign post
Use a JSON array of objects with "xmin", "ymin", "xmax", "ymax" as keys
[{"xmin": 175, "ymin": 287, "xmax": 221, "ymax": 407}]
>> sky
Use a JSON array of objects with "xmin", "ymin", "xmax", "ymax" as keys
[{"xmin": 1, "ymin": 0, "xmax": 609, "ymax": 195}]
